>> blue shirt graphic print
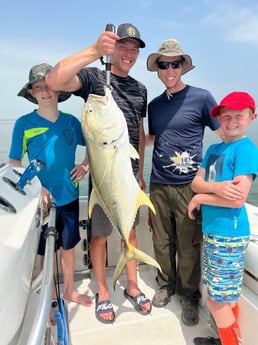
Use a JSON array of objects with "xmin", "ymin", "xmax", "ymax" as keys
[{"xmin": 201, "ymin": 137, "xmax": 258, "ymax": 237}]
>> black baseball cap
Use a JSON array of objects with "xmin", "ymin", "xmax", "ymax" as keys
[{"xmin": 117, "ymin": 23, "xmax": 145, "ymax": 48}]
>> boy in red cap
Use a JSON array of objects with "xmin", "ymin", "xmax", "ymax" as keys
[{"xmin": 188, "ymin": 91, "xmax": 258, "ymax": 345}]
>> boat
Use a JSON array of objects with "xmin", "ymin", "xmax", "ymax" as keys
[
  {"xmin": 0, "ymin": 162, "xmax": 43, "ymax": 345},
  {"xmin": 1, "ymin": 164, "xmax": 258, "ymax": 345}
]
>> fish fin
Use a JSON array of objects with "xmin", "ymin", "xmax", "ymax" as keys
[
  {"xmin": 112, "ymin": 243, "xmax": 162, "ymax": 290},
  {"xmin": 89, "ymin": 188, "xmax": 115, "ymax": 229},
  {"xmin": 136, "ymin": 189, "xmax": 156, "ymax": 215},
  {"xmin": 88, "ymin": 189, "xmax": 100, "ymax": 218},
  {"xmin": 129, "ymin": 144, "xmax": 139, "ymax": 160}
]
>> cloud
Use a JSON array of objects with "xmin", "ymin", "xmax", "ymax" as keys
[
  {"xmin": 201, "ymin": 3, "xmax": 258, "ymax": 45},
  {"xmin": 0, "ymin": 38, "xmax": 86, "ymax": 119}
]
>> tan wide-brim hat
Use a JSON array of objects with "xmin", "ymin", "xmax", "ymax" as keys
[
  {"xmin": 147, "ymin": 39, "xmax": 195, "ymax": 75},
  {"xmin": 18, "ymin": 63, "xmax": 71, "ymax": 104}
]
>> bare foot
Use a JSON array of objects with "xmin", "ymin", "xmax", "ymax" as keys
[
  {"xmin": 50, "ymin": 299, "xmax": 58, "ymax": 326},
  {"xmin": 63, "ymin": 290, "xmax": 92, "ymax": 306}
]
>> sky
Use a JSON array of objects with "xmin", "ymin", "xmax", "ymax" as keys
[{"xmin": 1, "ymin": 0, "xmax": 258, "ymax": 121}]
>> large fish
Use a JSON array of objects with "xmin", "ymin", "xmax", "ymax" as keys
[{"xmin": 81, "ymin": 87, "xmax": 161, "ymax": 289}]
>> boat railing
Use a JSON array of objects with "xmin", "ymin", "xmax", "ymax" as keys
[{"xmin": 27, "ymin": 202, "xmax": 57, "ymax": 345}]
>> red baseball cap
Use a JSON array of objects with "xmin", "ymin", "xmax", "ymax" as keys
[{"xmin": 211, "ymin": 91, "xmax": 256, "ymax": 117}]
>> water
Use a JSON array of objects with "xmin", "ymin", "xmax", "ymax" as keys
[{"xmin": 1, "ymin": 119, "xmax": 258, "ymax": 207}]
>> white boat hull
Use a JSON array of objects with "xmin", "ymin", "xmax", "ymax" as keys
[{"xmin": 0, "ymin": 163, "xmax": 42, "ymax": 345}]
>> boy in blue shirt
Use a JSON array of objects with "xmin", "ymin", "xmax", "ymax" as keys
[
  {"xmin": 188, "ymin": 91, "xmax": 258, "ymax": 345},
  {"xmin": 9, "ymin": 63, "xmax": 92, "ymax": 323}
]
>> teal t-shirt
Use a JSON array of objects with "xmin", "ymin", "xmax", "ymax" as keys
[{"xmin": 9, "ymin": 111, "xmax": 86, "ymax": 206}]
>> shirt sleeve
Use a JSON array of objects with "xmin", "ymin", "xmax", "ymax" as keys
[{"xmin": 9, "ymin": 118, "xmax": 25, "ymax": 161}]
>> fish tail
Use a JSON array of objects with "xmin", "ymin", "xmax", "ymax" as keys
[
  {"xmin": 112, "ymin": 244, "xmax": 162, "ymax": 290},
  {"xmin": 112, "ymin": 249, "xmax": 128, "ymax": 290}
]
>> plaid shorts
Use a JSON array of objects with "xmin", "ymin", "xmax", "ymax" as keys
[{"xmin": 202, "ymin": 234, "xmax": 249, "ymax": 302}]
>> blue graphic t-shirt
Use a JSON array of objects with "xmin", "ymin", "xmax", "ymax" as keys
[
  {"xmin": 9, "ymin": 111, "xmax": 86, "ymax": 206},
  {"xmin": 148, "ymin": 85, "xmax": 220, "ymax": 184},
  {"xmin": 201, "ymin": 136, "xmax": 258, "ymax": 236}
]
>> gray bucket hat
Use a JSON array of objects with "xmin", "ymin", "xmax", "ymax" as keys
[
  {"xmin": 17, "ymin": 63, "xmax": 71, "ymax": 104},
  {"xmin": 117, "ymin": 23, "xmax": 145, "ymax": 48},
  {"xmin": 147, "ymin": 39, "xmax": 195, "ymax": 75}
]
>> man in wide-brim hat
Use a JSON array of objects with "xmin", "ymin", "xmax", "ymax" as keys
[
  {"xmin": 145, "ymin": 38, "xmax": 223, "ymax": 327},
  {"xmin": 147, "ymin": 38, "xmax": 195, "ymax": 75}
]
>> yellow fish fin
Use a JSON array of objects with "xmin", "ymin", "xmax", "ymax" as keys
[
  {"xmin": 129, "ymin": 143, "xmax": 140, "ymax": 160},
  {"xmin": 88, "ymin": 189, "xmax": 99, "ymax": 218},
  {"xmin": 135, "ymin": 189, "xmax": 156, "ymax": 215}
]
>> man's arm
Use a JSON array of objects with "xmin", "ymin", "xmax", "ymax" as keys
[
  {"xmin": 46, "ymin": 31, "xmax": 119, "ymax": 92},
  {"xmin": 145, "ymin": 134, "xmax": 155, "ymax": 147},
  {"xmin": 138, "ymin": 120, "xmax": 146, "ymax": 190}
]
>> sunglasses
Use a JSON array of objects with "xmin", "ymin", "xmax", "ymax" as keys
[{"xmin": 157, "ymin": 60, "xmax": 184, "ymax": 70}]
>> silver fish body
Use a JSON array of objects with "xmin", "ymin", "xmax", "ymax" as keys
[{"xmin": 81, "ymin": 87, "xmax": 161, "ymax": 289}]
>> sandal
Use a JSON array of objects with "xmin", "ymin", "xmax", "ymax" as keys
[
  {"xmin": 95, "ymin": 293, "xmax": 115, "ymax": 324},
  {"xmin": 194, "ymin": 337, "xmax": 221, "ymax": 345},
  {"xmin": 124, "ymin": 289, "xmax": 152, "ymax": 315}
]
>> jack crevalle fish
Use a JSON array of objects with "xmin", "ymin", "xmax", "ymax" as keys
[{"xmin": 81, "ymin": 87, "xmax": 161, "ymax": 289}]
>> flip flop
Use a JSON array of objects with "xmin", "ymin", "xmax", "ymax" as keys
[
  {"xmin": 193, "ymin": 337, "xmax": 221, "ymax": 345},
  {"xmin": 124, "ymin": 289, "xmax": 152, "ymax": 315},
  {"xmin": 95, "ymin": 293, "xmax": 115, "ymax": 324}
]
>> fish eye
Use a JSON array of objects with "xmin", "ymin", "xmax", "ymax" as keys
[{"xmin": 87, "ymin": 107, "xmax": 93, "ymax": 114}]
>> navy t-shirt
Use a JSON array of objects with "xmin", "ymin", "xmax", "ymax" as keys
[{"xmin": 148, "ymin": 85, "xmax": 220, "ymax": 184}]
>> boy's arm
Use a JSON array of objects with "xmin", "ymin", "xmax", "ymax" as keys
[
  {"xmin": 188, "ymin": 172, "xmax": 253, "ymax": 219},
  {"xmin": 191, "ymin": 168, "xmax": 245, "ymax": 200},
  {"xmin": 9, "ymin": 158, "xmax": 22, "ymax": 167},
  {"xmin": 70, "ymin": 149, "xmax": 89, "ymax": 182}
]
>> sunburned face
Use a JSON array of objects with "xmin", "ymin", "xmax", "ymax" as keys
[
  {"xmin": 111, "ymin": 39, "xmax": 140, "ymax": 77},
  {"xmin": 218, "ymin": 107, "xmax": 257, "ymax": 142}
]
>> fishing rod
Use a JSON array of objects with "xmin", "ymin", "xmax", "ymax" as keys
[{"xmin": 100, "ymin": 23, "xmax": 116, "ymax": 88}]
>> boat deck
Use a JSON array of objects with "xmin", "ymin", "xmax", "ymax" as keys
[
  {"xmin": 65, "ymin": 266, "xmax": 217, "ymax": 345},
  {"xmin": 58, "ymin": 201, "xmax": 258, "ymax": 345},
  {"xmin": 15, "ymin": 199, "xmax": 258, "ymax": 345}
]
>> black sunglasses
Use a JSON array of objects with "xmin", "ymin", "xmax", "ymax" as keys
[{"xmin": 157, "ymin": 60, "xmax": 184, "ymax": 70}]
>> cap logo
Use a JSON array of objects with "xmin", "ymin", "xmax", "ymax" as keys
[{"xmin": 127, "ymin": 26, "xmax": 136, "ymax": 37}]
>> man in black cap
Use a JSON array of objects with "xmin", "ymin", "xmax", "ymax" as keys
[{"xmin": 46, "ymin": 23, "xmax": 151, "ymax": 324}]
